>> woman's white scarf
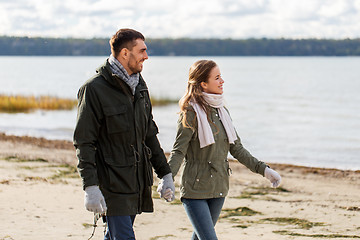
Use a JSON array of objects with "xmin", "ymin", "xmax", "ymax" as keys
[{"xmin": 190, "ymin": 92, "xmax": 237, "ymax": 148}]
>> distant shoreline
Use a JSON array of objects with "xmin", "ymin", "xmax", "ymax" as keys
[
  {"xmin": 1, "ymin": 36, "xmax": 360, "ymax": 56},
  {"xmin": 1, "ymin": 132, "xmax": 359, "ymax": 175}
]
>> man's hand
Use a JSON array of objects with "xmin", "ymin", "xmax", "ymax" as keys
[
  {"xmin": 264, "ymin": 167, "xmax": 281, "ymax": 188},
  {"xmin": 157, "ymin": 173, "xmax": 175, "ymax": 202},
  {"xmin": 84, "ymin": 185, "xmax": 107, "ymax": 214}
]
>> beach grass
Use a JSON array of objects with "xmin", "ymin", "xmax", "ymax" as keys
[
  {"xmin": 260, "ymin": 217, "xmax": 325, "ymax": 229},
  {"xmin": 0, "ymin": 94, "xmax": 77, "ymax": 113},
  {"xmin": 0, "ymin": 94, "xmax": 177, "ymax": 113},
  {"xmin": 150, "ymin": 235, "xmax": 176, "ymax": 240},
  {"xmin": 150, "ymin": 96, "xmax": 178, "ymax": 106},
  {"xmin": 231, "ymin": 186, "xmax": 290, "ymax": 200},
  {"xmin": 221, "ymin": 207, "xmax": 261, "ymax": 218},
  {"xmin": 48, "ymin": 164, "xmax": 79, "ymax": 180},
  {"xmin": 4, "ymin": 156, "xmax": 48, "ymax": 163},
  {"xmin": 273, "ymin": 230, "xmax": 360, "ymax": 238}
]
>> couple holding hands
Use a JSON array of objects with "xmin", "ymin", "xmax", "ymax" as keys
[{"xmin": 74, "ymin": 28, "xmax": 281, "ymax": 240}]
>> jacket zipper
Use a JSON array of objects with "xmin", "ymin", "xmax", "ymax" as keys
[{"xmin": 134, "ymin": 90, "xmax": 147, "ymax": 213}]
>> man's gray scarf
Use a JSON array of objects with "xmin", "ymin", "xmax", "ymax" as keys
[{"xmin": 108, "ymin": 54, "xmax": 139, "ymax": 95}]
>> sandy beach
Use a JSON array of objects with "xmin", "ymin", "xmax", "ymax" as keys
[{"xmin": 0, "ymin": 133, "xmax": 359, "ymax": 240}]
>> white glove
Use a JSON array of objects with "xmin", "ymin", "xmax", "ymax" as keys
[
  {"xmin": 84, "ymin": 185, "xmax": 107, "ymax": 214},
  {"xmin": 264, "ymin": 167, "xmax": 281, "ymax": 188},
  {"xmin": 157, "ymin": 173, "xmax": 175, "ymax": 202}
]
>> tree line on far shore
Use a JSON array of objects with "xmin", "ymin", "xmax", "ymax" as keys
[{"xmin": 1, "ymin": 36, "xmax": 360, "ymax": 56}]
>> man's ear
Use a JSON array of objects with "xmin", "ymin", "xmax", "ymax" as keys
[{"xmin": 119, "ymin": 48, "xmax": 129, "ymax": 60}]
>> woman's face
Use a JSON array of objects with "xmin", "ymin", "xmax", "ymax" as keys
[{"xmin": 201, "ymin": 65, "xmax": 224, "ymax": 95}]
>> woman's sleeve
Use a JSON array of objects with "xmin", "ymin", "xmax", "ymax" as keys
[
  {"xmin": 168, "ymin": 110, "xmax": 196, "ymax": 177},
  {"xmin": 229, "ymin": 131, "xmax": 268, "ymax": 176}
]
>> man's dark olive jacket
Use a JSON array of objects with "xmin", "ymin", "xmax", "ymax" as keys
[{"xmin": 73, "ymin": 60, "xmax": 171, "ymax": 216}]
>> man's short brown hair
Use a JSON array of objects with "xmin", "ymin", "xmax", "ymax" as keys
[{"xmin": 109, "ymin": 28, "xmax": 145, "ymax": 57}]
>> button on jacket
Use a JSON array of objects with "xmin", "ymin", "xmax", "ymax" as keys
[
  {"xmin": 168, "ymin": 106, "xmax": 267, "ymax": 199},
  {"xmin": 73, "ymin": 60, "xmax": 171, "ymax": 216}
]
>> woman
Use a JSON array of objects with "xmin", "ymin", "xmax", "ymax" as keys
[{"xmin": 160, "ymin": 60, "xmax": 281, "ymax": 240}]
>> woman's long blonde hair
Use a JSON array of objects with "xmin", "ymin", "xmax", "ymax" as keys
[{"xmin": 179, "ymin": 60, "xmax": 217, "ymax": 129}]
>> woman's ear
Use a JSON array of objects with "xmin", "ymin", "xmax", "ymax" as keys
[{"xmin": 200, "ymin": 82, "xmax": 207, "ymax": 91}]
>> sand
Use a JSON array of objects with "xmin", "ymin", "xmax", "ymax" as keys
[{"xmin": 0, "ymin": 133, "xmax": 359, "ymax": 240}]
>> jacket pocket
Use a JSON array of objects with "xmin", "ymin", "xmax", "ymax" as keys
[
  {"xmin": 104, "ymin": 157, "xmax": 137, "ymax": 194},
  {"xmin": 104, "ymin": 105, "xmax": 129, "ymax": 134},
  {"xmin": 193, "ymin": 166, "xmax": 212, "ymax": 191}
]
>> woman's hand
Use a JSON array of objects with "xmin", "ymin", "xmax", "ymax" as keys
[{"xmin": 264, "ymin": 167, "xmax": 281, "ymax": 188}]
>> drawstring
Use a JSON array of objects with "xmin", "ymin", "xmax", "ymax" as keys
[
  {"xmin": 131, "ymin": 145, "xmax": 141, "ymax": 165},
  {"xmin": 131, "ymin": 143, "xmax": 153, "ymax": 186},
  {"xmin": 143, "ymin": 145, "xmax": 152, "ymax": 158},
  {"xmin": 225, "ymin": 159, "xmax": 232, "ymax": 176},
  {"xmin": 142, "ymin": 142, "xmax": 153, "ymax": 186}
]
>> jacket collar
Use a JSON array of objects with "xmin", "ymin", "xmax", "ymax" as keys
[{"xmin": 97, "ymin": 59, "xmax": 148, "ymax": 99}]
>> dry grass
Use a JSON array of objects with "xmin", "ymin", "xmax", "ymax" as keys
[
  {"xmin": 150, "ymin": 96, "xmax": 178, "ymax": 106},
  {"xmin": 0, "ymin": 94, "xmax": 77, "ymax": 113},
  {"xmin": 0, "ymin": 94, "xmax": 177, "ymax": 113}
]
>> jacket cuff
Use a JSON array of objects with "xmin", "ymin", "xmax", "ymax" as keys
[
  {"xmin": 157, "ymin": 165, "xmax": 172, "ymax": 179},
  {"xmin": 258, "ymin": 163, "xmax": 268, "ymax": 177}
]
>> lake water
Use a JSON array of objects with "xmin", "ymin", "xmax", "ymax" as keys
[{"xmin": 0, "ymin": 56, "xmax": 359, "ymax": 170}]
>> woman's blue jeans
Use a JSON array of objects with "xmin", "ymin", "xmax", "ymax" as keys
[
  {"xmin": 182, "ymin": 197, "xmax": 225, "ymax": 240},
  {"xmin": 104, "ymin": 215, "xmax": 136, "ymax": 240}
]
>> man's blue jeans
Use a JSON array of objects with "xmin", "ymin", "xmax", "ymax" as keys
[
  {"xmin": 182, "ymin": 197, "xmax": 225, "ymax": 240},
  {"xmin": 104, "ymin": 215, "xmax": 136, "ymax": 240}
]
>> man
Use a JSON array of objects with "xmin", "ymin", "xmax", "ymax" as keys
[{"xmin": 73, "ymin": 28, "xmax": 174, "ymax": 239}]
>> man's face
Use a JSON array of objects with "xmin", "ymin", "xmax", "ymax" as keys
[{"xmin": 127, "ymin": 39, "xmax": 148, "ymax": 75}]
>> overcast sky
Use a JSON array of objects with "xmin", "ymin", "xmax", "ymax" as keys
[{"xmin": 1, "ymin": 0, "xmax": 360, "ymax": 39}]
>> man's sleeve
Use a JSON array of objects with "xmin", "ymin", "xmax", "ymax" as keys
[
  {"xmin": 144, "ymin": 109, "xmax": 171, "ymax": 179},
  {"xmin": 73, "ymin": 84, "xmax": 103, "ymax": 190}
]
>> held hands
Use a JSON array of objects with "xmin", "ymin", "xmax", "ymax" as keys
[
  {"xmin": 84, "ymin": 185, "xmax": 107, "ymax": 214},
  {"xmin": 157, "ymin": 173, "xmax": 175, "ymax": 202},
  {"xmin": 264, "ymin": 167, "xmax": 281, "ymax": 188}
]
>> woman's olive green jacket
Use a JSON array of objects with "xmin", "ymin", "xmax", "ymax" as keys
[
  {"xmin": 73, "ymin": 60, "xmax": 171, "ymax": 216},
  {"xmin": 168, "ymin": 106, "xmax": 267, "ymax": 199}
]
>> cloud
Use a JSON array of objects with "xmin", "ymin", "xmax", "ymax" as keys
[{"xmin": 0, "ymin": 0, "xmax": 359, "ymax": 39}]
